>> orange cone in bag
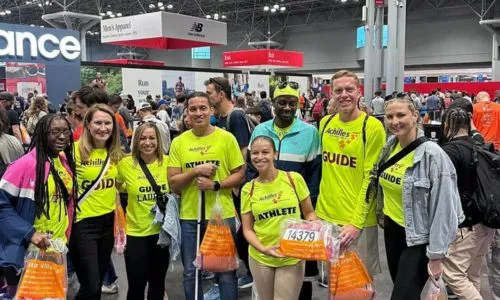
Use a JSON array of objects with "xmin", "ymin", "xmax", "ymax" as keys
[
  {"xmin": 329, "ymin": 251, "xmax": 374, "ymax": 300},
  {"xmin": 198, "ymin": 216, "xmax": 238, "ymax": 272}
]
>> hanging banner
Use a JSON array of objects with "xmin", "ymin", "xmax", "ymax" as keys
[
  {"xmin": 101, "ymin": 12, "xmax": 227, "ymax": 49},
  {"xmin": 121, "ymin": 68, "xmax": 162, "ymax": 107},
  {"xmin": 223, "ymin": 49, "xmax": 304, "ymax": 69}
]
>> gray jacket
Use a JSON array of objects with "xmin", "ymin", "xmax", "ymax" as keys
[{"xmin": 374, "ymin": 130, "xmax": 464, "ymax": 260}]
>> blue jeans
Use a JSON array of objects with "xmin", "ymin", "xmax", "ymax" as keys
[
  {"xmin": 181, "ymin": 218, "xmax": 238, "ymax": 300},
  {"xmin": 103, "ymin": 260, "xmax": 118, "ymax": 285}
]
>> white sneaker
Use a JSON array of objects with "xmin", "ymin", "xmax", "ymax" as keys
[{"xmin": 101, "ymin": 281, "xmax": 119, "ymax": 294}]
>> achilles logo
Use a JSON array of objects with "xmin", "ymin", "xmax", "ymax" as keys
[{"xmin": 0, "ymin": 30, "xmax": 81, "ymax": 61}]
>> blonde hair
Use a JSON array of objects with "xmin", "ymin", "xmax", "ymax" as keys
[
  {"xmin": 385, "ymin": 95, "xmax": 422, "ymax": 127},
  {"xmin": 131, "ymin": 122, "xmax": 163, "ymax": 165},
  {"xmin": 80, "ymin": 104, "xmax": 123, "ymax": 164},
  {"xmin": 331, "ymin": 70, "xmax": 361, "ymax": 87},
  {"xmin": 27, "ymin": 96, "xmax": 48, "ymax": 118}
]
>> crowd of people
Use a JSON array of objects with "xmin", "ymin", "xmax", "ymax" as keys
[{"xmin": 0, "ymin": 69, "xmax": 498, "ymax": 300}]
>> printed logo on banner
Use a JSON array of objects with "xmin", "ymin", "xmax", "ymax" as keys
[{"xmin": 188, "ymin": 22, "xmax": 205, "ymax": 38}]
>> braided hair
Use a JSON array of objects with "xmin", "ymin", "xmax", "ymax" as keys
[
  {"xmin": 439, "ymin": 108, "xmax": 471, "ymax": 145},
  {"xmin": 27, "ymin": 114, "xmax": 78, "ymax": 219}
]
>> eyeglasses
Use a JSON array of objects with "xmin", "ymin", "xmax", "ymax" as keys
[
  {"xmin": 49, "ymin": 129, "xmax": 72, "ymax": 137},
  {"xmin": 277, "ymin": 81, "xmax": 299, "ymax": 90}
]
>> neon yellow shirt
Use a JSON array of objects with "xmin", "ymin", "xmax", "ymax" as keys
[
  {"xmin": 117, "ymin": 155, "xmax": 169, "ymax": 236},
  {"xmin": 33, "ymin": 157, "xmax": 73, "ymax": 244},
  {"xmin": 75, "ymin": 142, "xmax": 118, "ymax": 222},
  {"xmin": 273, "ymin": 119, "xmax": 295, "ymax": 140},
  {"xmin": 380, "ymin": 143, "xmax": 415, "ymax": 227},
  {"xmin": 316, "ymin": 113, "xmax": 386, "ymax": 228},
  {"xmin": 168, "ymin": 127, "xmax": 245, "ymax": 220},
  {"xmin": 241, "ymin": 171, "xmax": 309, "ymax": 267}
]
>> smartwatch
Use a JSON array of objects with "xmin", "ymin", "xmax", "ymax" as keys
[{"xmin": 213, "ymin": 181, "xmax": 221, "ymax": 191}]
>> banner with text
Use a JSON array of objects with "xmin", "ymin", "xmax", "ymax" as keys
[
  {"xmin": 122, "ymin": 68, "xmax": 162, "ymax": 107},
  {"xmin": 101, "ymin": 12, "xmax": 226, "ymax": 49},
  {"xmin": 223, "ymin": 49, "xmax": 304, "ymax": 69}
]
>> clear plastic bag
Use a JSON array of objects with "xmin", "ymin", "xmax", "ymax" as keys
[
  {"xmin": 194, "ymin": 195, "xmax": 238, "ymax": 272},
  {"xmin": 14, "ymin": 239, "xmax": 68, "ymax": 300},
  {"xmin": 279, "ymin": 219, "xmax": 340, "ymax": 261},
  {"xmin": 420, "ymin": 274, "xmax": 448, "ymax": 300},
  {"xmin": 114, "ymin": 204, "xmax": 127, "ymax": 255},
  {"xmin": 329, "ymin": 250, "xmax": 374, "ymax": 300}
]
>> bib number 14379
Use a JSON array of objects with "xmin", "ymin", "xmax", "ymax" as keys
[{"xmin": 283, "ymin": 228, "xmax": 319, "ymax": 242}]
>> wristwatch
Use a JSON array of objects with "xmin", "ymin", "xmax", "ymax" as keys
[{"xmin": 213, "ymin": 181, "xmax": 221, "ymax": 191}]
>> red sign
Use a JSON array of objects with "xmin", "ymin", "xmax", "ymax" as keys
[
  {"xmin": 99, "ymin": 59, "xmax": 164, "ymax": 67},
  {"xmin": 375, "ymin": 0, "xmax": 385, "ymax": 6},
  {"xmin": 223, "ymin": 49, "xmax": 303, "ymax": 69}
]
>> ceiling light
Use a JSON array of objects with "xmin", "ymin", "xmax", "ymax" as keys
[
  {"xmin": 206, "ymin": 15, "xmax": 211, "ymax": 19},
  {"xmin": 40, "ymin": 25, "xmax": 44, "ymax": 28},
  {"xmin": 99, "ymin": 12, "xmax": 105, "ymax": 16},
  {"xmin": 106, "ymin": 10, "xmax": 112, "ymax": 15},
  {"xmin": 263, "ymin": 5, "xmax": 270, "ymax": 11},
  {"xmin": 280, "ymin": 6, "xmax": 286, "ymax": 11},
  {"xmin": 148, "ymin": 3, "xmax": 155, "ymax": 9},
  {"xmin": 166, "ymin": 4, "xmax": 173, "ymax": 9},
  {"xmin": 45, "ymin": 0, "xmax": 49, "ymax": 5},
  {"xmin": 273, "ymin": 4, "xmax": 280, "ymax": 9},
  {"xmin": 270, "ymin": 8, "xmax": 277, "ymax": 13},
  {"xmin": 341, "ymin": 0, "xmax": 347, "ymax": 2},
  {"xmin": 116, "ymin": 12, "xmax": 122, "ymax": 16},
  {"xmin": 221, "ymin": 15, "xmax": 227, "ymax": 19},
  {"xmin": 157, "ymin": 2, "xmax": 164, "ymax": 6},
  {"xmin": 0, "ymin": 12, "xmax": 5, "ymax": 16},
  {"xmin": 214, "ymin": 13, "xmax": 219, "ymax": 20},
  {"xmin": 159, "ymin": 6, "xmax": 165, "ymax": 10},
  {"xmin": 38, "ymin": 3, "xmax": 42, "ymax": 7},
  {"xmin": 110, "ymin": 14, "xmax": 115, "ymax": 18},
  {"xmin": 30, "ymin": 24, "xmax": 35, "ymax": 27},
  {"xmin": 5, "ymin": 10, "xmax": 11, "ymax": 14},
  {"xmin": 26, "ymin": 1, "xmax": 31, "ymax": 4}
]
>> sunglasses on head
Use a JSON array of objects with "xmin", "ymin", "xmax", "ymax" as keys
[
  {"xmin": 277, "ymin": 81, "xmax": 299, "ymax": 90},
  {"xmin": 209, "ymin": 77, "xmax": 225, "ymax": 89}
]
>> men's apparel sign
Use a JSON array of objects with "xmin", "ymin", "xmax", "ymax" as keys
[
  {"xmin": 101, "ymin": 12, "xmax": 227, "ymax": 49},
  {"xmin": 223, "ymin": 49, "xmax": 304, "ymax": 69}
]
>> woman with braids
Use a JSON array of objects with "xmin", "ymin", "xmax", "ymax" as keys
[
  {"xmin": 366, "ymin": 95, "xmax": 463, "ymax": 299},
  {"xmin": 69, "ymin": 104, "xmax": 123, "ymax": 300},
  {"xmin": 0, "ymin": 114, "xmax": 77, "ymax": 298},
  {"xmin": 439, "ymin": 108, "xmax": 495, "ymax": 299}
]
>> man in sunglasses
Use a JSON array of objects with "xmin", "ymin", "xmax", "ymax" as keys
[
  {"xmin": 205, "ymin": 77, "xmax": 253, "ymax": 298},
  {"xmin": 247, "ymin": 81, "xmax": 322, "ymax": 299},
  {"xmin": 317, "ymin": 70, "xmax": 386, "ymax": 279}
]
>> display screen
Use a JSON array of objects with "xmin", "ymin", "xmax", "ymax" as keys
[
  {"xmin": 356, "ymin": 25, "xmax": 388, "ymax": 48},
  {"xmin": 192, "ymin": 46, "xmax": 211, "ymax": 60}
]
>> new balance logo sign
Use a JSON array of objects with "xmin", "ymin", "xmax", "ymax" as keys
[
  {"xmin": 188, "ymin": 22, "xmax": 206, "ymax": 38},
  {"xmin": 190, "ymin": 23, "xmax": 204, "ymax": 32}
]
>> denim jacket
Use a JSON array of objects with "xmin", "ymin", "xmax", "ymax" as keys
[{"xmin": 375, "ymin": 130, "xmax": 464, "ymax": 260}]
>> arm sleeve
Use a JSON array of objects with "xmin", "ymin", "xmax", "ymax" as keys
[
  {"xmin": 241, "ymin": 183, "xmax": 252, "ymax": 214},
  {"xmin": 0, "ymin": 167, "xmax": 36, "ymax": 246},
  {"xmin": 426, "ymin": 150, "xmax": 462, "ymax": 260},
  {"xmin": 304, "ymin": 127, "xmax": 321, "ymax": 206},
  {"xmin": 350, "ymin": 118, "xmax": 387, "ymax": 228},
  {"xmin": 291, "ymin": 172, "xmax": 310, "ymax": 202},
  {"xmin": 167, "ymin": 139, "xmax": 181, "ymax": 168},
  {"xmin": 226, "ymin": 134, "xmax": 245, "ymax": 171},
  {"xmin": 229, "ymin": 110, "xmax": 250, "ymax": 148}
]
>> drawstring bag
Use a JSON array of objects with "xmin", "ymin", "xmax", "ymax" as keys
[
  {"xmin": 279, "ymin": 219, "xmax": 339, "ymax": 261},
  {"xmin": 114, "ymin": 203, "xmax": 127, "ymax": 255},
  {"xmin": 15, "ymin": 239, "xmax": 68, "ymax": 300},
  {"xmin": 195, "ymin": 195, "xmax": 238, "ymax": 272},
  {"xmin": 420, "ymin": 265, "xmax": 448, "ymax": 300},
  {"xmin": 329, "ymin": 250, "xmax": 374, "ymax": 300}
]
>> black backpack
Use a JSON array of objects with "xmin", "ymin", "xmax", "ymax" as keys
[{"xmin": 454, "ymin": 139, "xmax": 500, "ymax": 228}]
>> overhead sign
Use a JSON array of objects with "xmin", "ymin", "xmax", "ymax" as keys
[
  {"xmin": 375, "ymin": 0, "xmax": 385, "ymax": 6},
  {"xmin": 101, "ymin": 12, "xmax": 227, "ymax": 49},
  {"xmin": 223, "ymin": 49, "xmax": 304, "ymax": 69},
  {"xmin": 0, "ymin": 23, "xmax": 81, "ymax": 62}
]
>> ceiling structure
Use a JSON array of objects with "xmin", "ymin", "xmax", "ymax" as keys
[{"xmin": 0, "ymin": 0, "xmax": 497, "ymax": 45}]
